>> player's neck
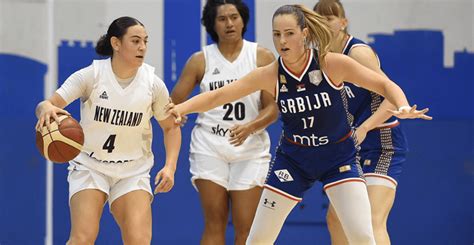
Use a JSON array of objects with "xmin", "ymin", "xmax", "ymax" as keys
[
  {"xmin": 284, "ymin": 49, "xmax": 309, "ymax": 74},
  {"xmin": 217, "ymin": 39, "xmax": 244, "ymax": 62},
  {"xmin": 331, "ymin": 33, "xmax": 349, "ymax": 54},
  {"xmin": 111, "ymin": 58, "xmax": 139, "ymax": 80}
]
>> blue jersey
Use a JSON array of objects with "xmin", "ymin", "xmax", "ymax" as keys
[
  {"xmin": 342, "ymin": 36, "xmax": 408, "ymax": 153},
  {"xmin": 340, "ymin": 36, "xmax": 408, "ymax": 184},
  {"xmin": 264, "ymin": 49, "xmax": 363, "ymax": 198},
  {"xmin": 342, "ymin": 36, "xmax": 399, "ymax": 128},
  {"xmin": 277, "ymin": 49, "xmax": 352, "ymax": 147}
]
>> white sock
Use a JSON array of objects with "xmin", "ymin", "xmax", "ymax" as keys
[
  {"xmin": 246, "ymin": 188, "xmax": 298, "ymax": 245},
  {"xmin": 325, "ymin": 180, "xmax": 376, "ymax": 245}
]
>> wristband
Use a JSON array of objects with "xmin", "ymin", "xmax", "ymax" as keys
[{"xmin": 398, "ymin": 106, "xmax": 411, "ymax": 111}]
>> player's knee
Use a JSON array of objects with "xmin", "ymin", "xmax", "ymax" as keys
[
  {"xmin": 119, "ymin": 219, "xmax": 151, "ymax": 245},
  {"xmin": 233, "ymin": 218, "xmax": 252, "ymax": 236},
  {"xmin": 68, "ymin": 232, "xmax": 97, "ymax": 245},
  {"xmin": 68, "ymin": 223, "xmax": 100, "ymax": 245},
  {"xmin": 234, "ymin": 227, "xmax": 251, "ymax": 245},
  {"xmin": 370, "ymin": 211, "xmax": 388, "ymax": 229},
  {"xmin": 204, "ymin": 210, "xmax": 228, "ymax": 228},
  {"xmin": 122, "ymin": 229, "xmax": 152, "ymax": 245},
  {"xmin": 346, "ymin": 228, "xmax": 375, "ymax": 245},
  {"xmin": 204, "ymin": 219, "xmax": 227, "ymax": 234}
]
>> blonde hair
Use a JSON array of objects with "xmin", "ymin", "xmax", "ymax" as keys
[
  {"xmin": 273, "ymin": 4, "xmax": 332, "ymax": 66},
  {"xmin": 313, "ymin": 0, "xmax": 348, "ymax": 34}
]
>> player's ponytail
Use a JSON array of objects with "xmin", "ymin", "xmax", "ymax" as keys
[{"xmin": 95, "ymin": 34, "xmax": 112, "ymax": 56}]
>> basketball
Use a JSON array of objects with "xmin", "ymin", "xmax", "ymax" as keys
[{"xmin": 35, "ymin": 114, "xmax": 84, "ymax": 163}]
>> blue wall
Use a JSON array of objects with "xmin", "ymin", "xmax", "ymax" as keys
[{"xmin": 0, "ymin": 2, "xmax": 472, "ymax": 245}]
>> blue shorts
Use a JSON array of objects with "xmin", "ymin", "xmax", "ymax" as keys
[
  {"xmin": 360, "ymin": 124, "xmax": 408, "ymax": 153},
  {"xmin": 265, "ymin": 137, "xmax": 364, "ymax": 201},
  {"xmin": 359, "ymin": 125, "xmax": 408, "ymax": 185},
  {"xmin": 359, "ymin": 151, "xmax": 406, "ymax": 185}
]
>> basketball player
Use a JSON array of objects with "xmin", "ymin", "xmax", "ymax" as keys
[
  {"xmin": 166, "ymin": 5, "xmax": 431, "ymax": 244},
  {"xmin": 170, "ymin": 1, "xmax": 278, "ymax": 244},
  {"xmin": 313, "ymin": 1, "xmax": 420, "ymax": 244},
  {"xmin": 35, "ymin": 17, "xmax": 181, "ymax": 244}
]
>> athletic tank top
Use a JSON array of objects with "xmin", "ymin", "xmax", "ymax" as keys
[
  {"xmin": 195, "ymin": 40, "xmax": 262, "ymax": 137},
  {"xmin": 342, "ymin": 36, "xmax": 398, "ymax": 127},
  {"xmin": 276, "ymin": 49, "xmax": 352, "ymax": 147},
  {"xmin": 77, "ymin": 59, "xmax": 155, "ymax": 163}
]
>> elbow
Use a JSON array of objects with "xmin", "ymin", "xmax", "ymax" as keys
[
  {"xmin": 271, "ymin": 108, "xmax": 279, "ymax": 123},
  {"xmin": 268, "ymin": 105, "xmax": 279, "ymax": 124}
]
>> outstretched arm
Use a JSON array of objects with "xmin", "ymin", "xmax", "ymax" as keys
[
  {"xmin": 348, "ymin": 46, "xmax": 402, "ymax": 144},
  {"xmin": 228, "ymin": 46, "xmax": 278, "ymax": 146},
  {"xmin": 229, "ymin": 90, "xmax": 278, "ymax": 146},
  {"xmin": 324, "ymin": 52, "xmax": 431, "ymax": 120},
  {"xmin": 168, "ymin": 62, "xmax": 278, "ymax": 123}
]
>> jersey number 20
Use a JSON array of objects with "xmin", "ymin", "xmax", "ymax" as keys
[{"xmin": 223, "ymin": 102, "xmax": 246, "ymax": 121}]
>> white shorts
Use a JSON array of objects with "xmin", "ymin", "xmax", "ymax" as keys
[
  {"xmin": 190, "ymin": 153, "xmax": 270, "ymax": 191},
  {"xmin": 190, "ymin": 125, "xmax": 271, "ymax": 162},
  {"xmin": 189, "ymin": 126, "xmax": 271, "ymax": 191},
  {"xmin": 67, "ymin": 161, "xmax": 153, "ymax": 206}
]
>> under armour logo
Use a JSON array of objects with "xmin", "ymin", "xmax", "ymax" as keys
[
  {"xmin": 212, "ymin": 67, "xmax": 220, "ymax": 75},
  {"xmin": 263, "ymin": 198, "xmax": 276, "ymax": 209},
  {"xmin": 99, "ymin": 91, "xmax": 108, "ymax": 99}
]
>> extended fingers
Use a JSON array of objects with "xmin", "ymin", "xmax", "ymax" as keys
[{"xmin": 416, "ymin": 108, "xmax": 432, "ymax": 120}]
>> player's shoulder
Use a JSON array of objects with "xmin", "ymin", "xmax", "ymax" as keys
[
  {"xmin": 183, "ymin": 51, "xmax": 205, "ymax": 75},
  {"xmin": 92, "ymin": 58, "xmax": 109, "ymax": 68},
  {"xmin": 348, "ymin": 45, "xmax": 378, "ymax": 64},
  {"xmin": 257, "ymin": 45, "xmax": 276, "ymax": 67},
  {"xmin": 189, "ymin": 50, "xmax": 205, "ymax": 65}
]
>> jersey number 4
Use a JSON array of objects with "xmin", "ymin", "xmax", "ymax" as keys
[
  {"xmin": 223, "ymin": 102, "xmax": 246, "ymax": 121},
  {"xmin": 103, "ymin": 134, "xmax": 116, "ymax": 153}
]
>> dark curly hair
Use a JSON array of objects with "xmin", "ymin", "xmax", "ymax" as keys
[{"xmin": 201, "ymin": 0, "xmax": 249, "ymax": 43}]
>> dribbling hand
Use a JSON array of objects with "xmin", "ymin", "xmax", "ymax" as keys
[
  {"xmin": 35, "ymin": 102, "xmax": 71, "ymax": 133},
  {"xmin": 389, "ymin": 105, "xmax": 432, "ymax": 120}
]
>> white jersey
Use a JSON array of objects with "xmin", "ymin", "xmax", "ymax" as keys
[
  {"xmin": 56, "ymin": 58, "xmax": 170, "ymax": 178},
  {"xmin": 195, "ymin": 40, "xmax": 262, "ymax": 136},
  {"xmin": 191, "ymin": 40, "xmax": 270, "ymax": 156}
]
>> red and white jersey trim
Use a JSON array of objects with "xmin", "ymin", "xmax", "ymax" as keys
[{"xmin": 323, "ymin": 177, "xmax": 366, "ymax": 191}]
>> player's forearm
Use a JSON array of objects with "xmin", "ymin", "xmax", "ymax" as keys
[
  {"xmin": 162, "ymin": 126, "xmax": 181, "ymax": 170},
  {"xmin": 245, "ymin": 102, "xmax": 278, "ymax": 133},
  {"xmin": 381, "ymin": 81, "xmax": 410, "ymax": 109},
  {"xmin": 359, "ymin": 99, "xmax": 396, "ymax": 131},
  {"xmin": 179, "ymin": 90, "xmax": 226, "ymax": 115}
]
